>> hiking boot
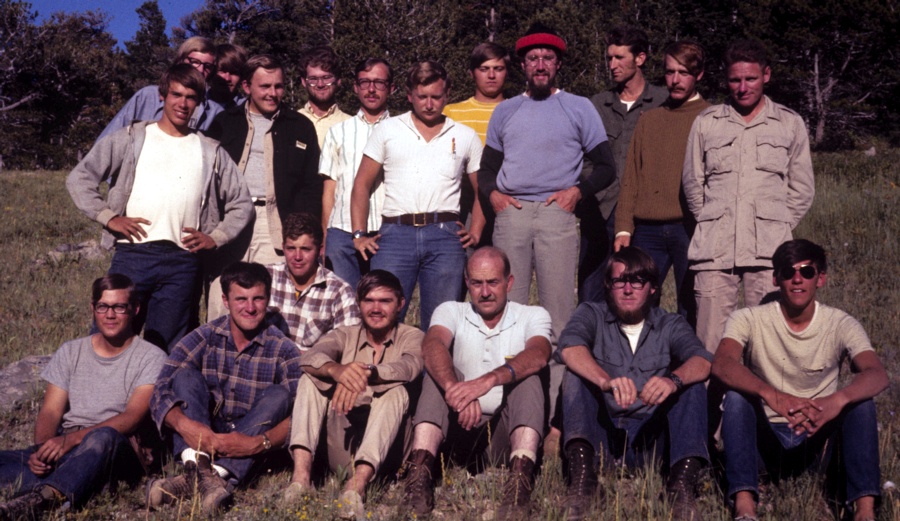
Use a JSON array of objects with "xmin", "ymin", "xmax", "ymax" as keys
[
  {"xmin": 563, "ymin": 441, "xmax": 598, "ymax": 521},
  {"xmin": 196, "ymin": 455, "xmax": 232, "ymax": 516},
  {"xmin": 497, "ymin": 455, "xmax": 535, "ymax": 520},
  {"xmin": 398, "ymin": 449, "xmax": 436, "ymax": 517},
  {"xmin": 146, "ymin": 460, "xmax": 197, "ymax": 509},
  {"xmin": 666, "ymin": 457, "xmax": 703, "ymax": 521},
  {"xmin": 0, "ymin": 486, "xmax": 59, "ymax": 521},
  {"xmin": 338, "ymin": 489, "xmax": 366, "ymax": 520}
]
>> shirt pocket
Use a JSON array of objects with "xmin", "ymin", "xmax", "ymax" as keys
[
  {"xmin": 754, "ymin": 200, "xmax": 792, "ymax": 259},
  {"xmin": 688, "ymin": 203, "xmax": 730, "ymax": 262},
  {"xmin": 702, "ymin": 136, "xmax": 736, "ymax": 176},
  {"xmin": 756, "ymin": 134, "xmax": 792, "ymax": 177}
]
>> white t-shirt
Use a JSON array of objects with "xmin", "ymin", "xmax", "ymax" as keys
[
  {"xmin": 723, "ymin": 300, "xmax": 874, "ymax": 422},
  {"xmin": 362, "ymin": 112, "xmax": 483, "ymax": 217},
  {"xmin": 124, "ymin": 123, "xmax": 203, "ymax": 247},
  {"xmin": 430, "ymin": 300, "xmax": 551, "ymax": 414}
]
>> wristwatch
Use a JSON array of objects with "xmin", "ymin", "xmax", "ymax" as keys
[
  {"xmin": 352, "ymin": 230, "xmax": 366, "ymax": 240},
  {"xmin": 665, "ymin": 372, "xmax": 684, "ymax": 391},
  {"xmin": 261, "ymin": 433, "xmax": 272, "ymax": 451}
]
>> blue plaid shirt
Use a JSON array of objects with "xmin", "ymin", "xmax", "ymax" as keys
[{"xmin": 150, "ymin": 315, "xmax": 303, "ymax": 431}]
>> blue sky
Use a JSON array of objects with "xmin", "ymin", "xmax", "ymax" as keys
[{"xmin": 30, "ymin": 0, "xmax": 204, "ymax": 48}]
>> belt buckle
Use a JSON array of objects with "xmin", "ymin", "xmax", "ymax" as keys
[{"xmin": 413, "ymin": 213, "xmax": 427, "ymax": 227}]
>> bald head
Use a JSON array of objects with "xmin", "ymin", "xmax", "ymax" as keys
[
  {"xmin": 466, "ymin": 246, "xmax": 511, "ymax": 278},
  {"xmin": 465, "ymin": 247, "xmax": 513, "ymax": 323}
]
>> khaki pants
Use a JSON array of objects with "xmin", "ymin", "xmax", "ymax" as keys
[
  {"xmin": 289, "ymin": 376, "xmax": 409, "ymax": 473},
  {"xmin": 693, "ymin": 268, "xmax": 775, "ymax": 354}
]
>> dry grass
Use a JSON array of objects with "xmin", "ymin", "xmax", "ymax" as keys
[{"xmin": 0, "ymin": 147, "xmax": 898, "ymax": 519}]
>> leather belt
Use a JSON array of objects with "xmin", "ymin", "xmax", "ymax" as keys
[
  {"xmin": 382, "ymin": 212, "xmax": 458, "ymax": 227},
  {"xmin": 252, "ymin": 199, "xmax": 266, "ymax": 207}
]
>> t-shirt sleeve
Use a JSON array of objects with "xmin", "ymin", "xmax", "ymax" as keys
[
  {"xmin": 362, "ymin": 122, "xmax": 388, "ymax": 164},
  {"xmin": 132, "ymin": 340, "xmax": 168, "ymax": 389},
  {"xmin": 429, "ymin": 301, "xmax": 462, "ymax": 333},
  {"xmin": 837, "ymin": 314, "xmax": 875, "ymax": 360},
  {"xmin": 722, "ymin": 308, "xmax": 754, "ymax": 346},
  {"xmin": 485, "ymin": 103, "xmax": 508, "ymax": 152},
  {"xmin": 465, "ymin": 131, "xmax": 484, "ymax": 175},
  {"xmin": 319, "ymin": 126, "xmax": 339, "ymax": 180},
  {"xmin": 41, "ymin": 339, "xmax": 80, "ymax": 392},
  {"xmin": 524, "ymin": 306, "xmax": 552, "ymax": 342}
]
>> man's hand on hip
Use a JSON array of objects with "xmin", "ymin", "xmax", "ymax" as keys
[
  {"xmin": 107, "ymin": 215, "xmax": 150, "ymax": 242},
  {"xmin": 182, "ymin": 228, "xmax": 216, "ymax": 252},
  {"xmin": 545, "ymin": 186, "xmax": 582, "ymax": 213},
  {"xmin": 489, "ymin": 190, "xmax": 521, "ymax": 214},
  {"xmin": 353, "ymin": 235, "xmax": 381, "ymax": 261}
]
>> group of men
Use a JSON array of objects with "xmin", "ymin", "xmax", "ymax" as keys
[{"xmin": 0, "ymin": 20, "xmax": 887, "ymax": 521}]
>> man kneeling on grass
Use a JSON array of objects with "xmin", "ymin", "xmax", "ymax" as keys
[
  {"xmin": 399, "ymin": 246, "xmax": 551, "ymax": 520},
  {"xmin": 284, "ymin": 270, "xmax": 424, "ymax": 519},
  {"xmin": 0, "ymin": 275, "xmax": 166, "ymax": 520},
  {"xmin": 147, "ymin": 262, "xmax": 303, "ymax": 516},
  {"xmin": 557, "ymin": 246, "xmax": 712, "ymax": 521},
  {"xmin": 712, "ymin": 239, "xmax": 888, "ymax": 521}
]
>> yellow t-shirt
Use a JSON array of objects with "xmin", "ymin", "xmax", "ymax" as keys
[
  {"xmin": 443, "ymin": 97, "xmax": 501, "ymax": 145},
  {"xmin": 723, "ymin": 301, "xmax": 874, "ymax": 422}
]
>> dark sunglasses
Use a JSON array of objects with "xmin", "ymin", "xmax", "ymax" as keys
[{"xmin": 778, "ymin": 264, "xmax": 818, "ymax": 280}]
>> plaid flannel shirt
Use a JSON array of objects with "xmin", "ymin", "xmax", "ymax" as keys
[
  {"xmin": 267, "ymin": 264, "xmax": 361, "ymax": 350},
  {"xmin": 150, "ymin": 315, "xmax": 303, "ymax": 432}
]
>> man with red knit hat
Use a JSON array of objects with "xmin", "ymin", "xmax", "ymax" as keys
[{"xmin": 478, "ymin": 22, "xmax": 617, "ymax": 447}]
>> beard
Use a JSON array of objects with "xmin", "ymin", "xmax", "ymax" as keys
[
  {"xmin": 606, "ymin": 294, "xmax": 653, "ymax": 325},
  {"xmin": 528, "ymin": 78, "xmax": 554, "ymax": 100}
]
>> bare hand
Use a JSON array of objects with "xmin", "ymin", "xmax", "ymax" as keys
[
  {"xmin": 107, "ymin": 215, "xmax": 150, "ymax": 242},
  {"xmin": 353, "ymin": 235, "xmax": 381, "ymax": 261},
  {"xmin": 181, "ymin": 228, "xmax": 217, "ymax": 253},
  {"xmin": 763, "ymin": 389, "xmax": 818, "ymax": 428},
  {"xmin": 489, "ymin": 191, "xmax": 522, "ymax": 214},
  {"xmin": 455, "ymin": 221, "xmax": 478, "ymax": 248},
  {"xmin": 791, "ymin": 395, "xmax": 845, "ymax": 435},
  {"xmin": 329, "ymin": 362, "xmax": 372, "ymax": 394},
  {"xmin": 603, "ymin": 376, "xmax": 638, "ymax": 408},
  {"xmin": 28, "ymin": 450, "xmax": 53, "ymax": 477},
  {"xmin": 214, "ymin": 431, "xmax": 261, "ymax": 458},
  {"xmin": 332, "ymin": 383, "xmax": 360, "ymax": 416},
  {"xmin": 33, "ymin": 435, "xmax": 72, "ymax": 466},
  {"xmin": 456, "ymin": 399, "xmax": 482, "ymax": 431},
  {"xmin": 639, "ymin": 376, "xmax": 677, "ymax": 406},
  {"xmin": 613, "ymin": 235, "xmax": 631, "ymax": 252},
  {"xmin": 445, "ymin": 377, "xmax": 494, "ymax": 414},
  {"xmin": 545, "ymin": 186, "xmax": 582, "ymax": 213},
  {"xmin": 177, "ymin": 419, "xmax": 221, "ymax": 456}
]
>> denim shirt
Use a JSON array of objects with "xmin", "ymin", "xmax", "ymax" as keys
[{"xmin": 556, "ymin": 301, "xmax": 710, "ymax": 419}]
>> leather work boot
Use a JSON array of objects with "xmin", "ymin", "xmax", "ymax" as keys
[
  {"xmin": 146, "ymin": 460, "xmax": 198, "ymax": 508},
  {"xmin": 563, "ymin": 441, "xmax": 598, "ymax": 521},
  {"xmin": 398, "ymin": 449, "xmax": 436, "ymax": 517},
  {"xmin": 0, "ymin": 486, "xmax": 61, "ymax": 521},
  {"xmin": 196, "ymin": 454, "xmax": 232, "ymax": 516},
  {"xmin": 497, "ymin": 455, "xmax": 535, "ymax": 520},
  {"xmin": 666, "ymin": 457, "xmax": 704, "ymax": 521}
]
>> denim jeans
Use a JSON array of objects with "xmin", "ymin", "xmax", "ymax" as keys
[
  {"xmin": 721, "ymin": 391, "xmax": 880, "ymax": 504},
  {"xmin": 0, "ymin": 427, "xmax": 140, "ymax": 506},
  {"xmin": 108, "ymin": 241, "xmax": 200, "ymax": 352},
  {"xmin": 562, "ymin": 370, "xmax": 709, "ymax": 469},
  {"xmin": 324, "ymin": 227, "xmax": 368, "ymax": 291},
  {"xmin": 169, "ymin": 368, "xmax": 292, "ymax": 483},
  {"xmin": 370, "ymin": 222, "xmax": 466, "ymax": 331},
  {"xmin": 631, "ymin": 221, "xmax": 695, "ymax": 322}
]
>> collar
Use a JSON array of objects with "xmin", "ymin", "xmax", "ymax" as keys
[
  {"xmin": 598, "ymin": 301, "xmax": 664, "ymax": 330},
  {"xmin": 243, "ymin": 101, "xmax": 280, "ymax": 122},
  {"xmin": 717, "ymin": 95, "xmax": 779, "ymax": 123},
  {"xmin": 302, "ymin": 101, "xmax": 341, "ymax": 120},
  {"xmin": 355, "ymin": 323, "xmax": 398, "ymax": 351},
  {"xmin": 292, "ymin": 265, "xmax": 329, "ymax": 300},
  {"xmin": 399, "ymin": 111, "xmax": 454, "ymax": 139},
  {"xmin": 355, "ymin": 108, "xmax": 390, "ymax": 124},
  {"xmin": 210, "ymin": 314, "xmax": 270, "ymax": 352},
  {"xmin": 464, "ymin": 301, "xmax": 517, "ymax": 336}
]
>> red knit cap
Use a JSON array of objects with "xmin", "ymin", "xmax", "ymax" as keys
[{"xmin": 515, "ymin": 32, "xmax": 567, "ymax": 56}]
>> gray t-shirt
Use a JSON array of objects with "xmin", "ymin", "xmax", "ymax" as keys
[{"xmin": 41, "ymin": 336, "xmax": 167, "ymax": 430}]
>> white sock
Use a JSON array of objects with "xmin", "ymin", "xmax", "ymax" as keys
[
  {"xmin": 180, "ymin": 449, "xmax": 210, "ymax": 465},
  {"xmin": 212, "ymin": 464, "xmax": 230, "ymax": 479},
  {"xmin": 509, "ymin": 449, "xmax": 536, "ymax": 463}
]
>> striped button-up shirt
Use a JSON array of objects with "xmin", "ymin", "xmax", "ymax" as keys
[
  {"xmin": 150, "ymin": 315, "xmax": 303, "ymax": 431},
  {"xmin": 267, "ymin": 264, "xmax": 361, "ymax": 350}
]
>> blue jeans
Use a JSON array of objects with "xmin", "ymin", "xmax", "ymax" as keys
[
  {"xmin": 169, "ymin": 368, "xmax": 292, "ymax": 483},
  {"xmin": 721, "ymin": 391, "xmax": 880, "ymax": 504},
  {"xmin": 370, "ymin": 222, "xmax": 466, "ymax": 331},
  {"xmin": 631, "ymin": 221, "xmax": 695, "ymax": 322},
  {"xmin": 562, "ymin": 370, "xmax": 708, "ymax": 469},
  {"xmin": 324, "ymin": 228, "xmax": 368, "ymax": 291},
  {"xmin": 108, "ymin": 241, "xmax": 200, "ymax": 352},
  {"xmin": 0, "ymin": 427, "xmax": 140, "ymax": 506}
]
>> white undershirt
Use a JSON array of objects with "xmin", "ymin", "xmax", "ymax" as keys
[
  {"xmin": 620, "ymin": 321, "xmax": 645, "ymax": 353},
  {"xmin": 123, "ymin": 124, "xmax": 203, "ymax": 247}
]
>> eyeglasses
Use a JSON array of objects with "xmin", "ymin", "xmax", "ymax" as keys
[
  {"xmin": 184, "ymin": 57, "xmax": 216, "ymax": 73},
  {"xmin": 356, "ymin": 79, "xmax": 390, "ymax": 91},
  {"xmin": 524, "ymin": 54, "xmax": 558, "ymax": 67},
  {"xmin": 94, "ymin": 303, "xmax": 131, "ymax": 314},
  {"xmin": 306, "ymin": 74, "xmax": 336, "ymax": 87},
  {"xmin": 609, "ymin": 276, "xmax": 649, "ymax": 290},
  {"xmin": 778, "ymin": 264, "xmax": 818, "ymax": 280}
]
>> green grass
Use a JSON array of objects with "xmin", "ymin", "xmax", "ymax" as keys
[{"xmin": 0, "ymin": 148, "xmax": 898, "ymax": 519}]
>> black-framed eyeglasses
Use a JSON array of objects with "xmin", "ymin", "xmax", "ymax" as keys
[
  {"xmin": 94, "ymin": 303, "xmax": 130, "ymax": 314},
  {"xmin": 778, "ymin": 264, "xmax": 818, "ymax": 280},
  {"xmin": 609, "ymin": 276, "xmax": 649, "ymax": 290},
  {"xmin": 356, "ymin": 79, "xmax": 390, "ymax": 91},
  {"xmin": 184, "ymin": 57, "xmax": 216, "ymax": 73},
  {"xmin": 306, "ymin": 74, "xmax": 336, "ymax": 87}
]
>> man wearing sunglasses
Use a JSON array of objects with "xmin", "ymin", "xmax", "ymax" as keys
[
  {"xmin": 557, "ymin": 246, "xmax": 712, "ymax": 521},
  {"xmin": 99, "ymin": 37, "xmax": 225, "ymax": 139},
  {"xmin": 320, "ymin": 58, "xmax": 396, "ymax": 289},
  {"xmin": 0, "ymin": 275, "xmax": 166, "ymax": 519},
  {"xmin": 712, "ymin": 239, "xmax": 887, "ymax": 521},
  {"xmin": 299, "ymin": 47, "xmax": 351, "ymax": 148}
]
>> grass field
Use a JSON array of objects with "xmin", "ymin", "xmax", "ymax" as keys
[{"xmin": 0, "ymin": 146, "xmax": 898, "ymax": 519}]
